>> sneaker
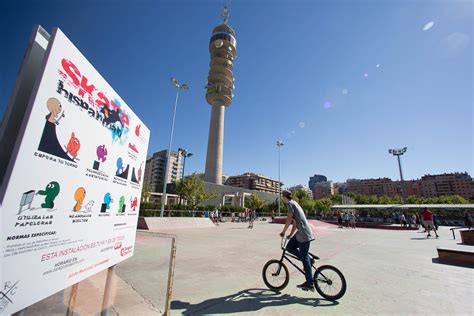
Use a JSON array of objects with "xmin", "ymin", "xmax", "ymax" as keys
[{"xmin": 296, "ymin": 282, "xmax": 315, "ymax": 292}]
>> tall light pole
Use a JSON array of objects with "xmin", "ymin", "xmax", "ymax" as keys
[
  {"xmin": 160, "ymin": 78, "xmax": 189, "ymax": 217},
  {"xmin": 277, "ymin": 140, "xmax": 284, "ymax": 216},
  {"xmin": 388, "ymin": 147, "xmax": 407, "ymax": 203}
]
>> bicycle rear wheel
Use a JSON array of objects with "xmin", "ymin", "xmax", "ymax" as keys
[
  {"xmin": 313, "ymin": 265, "xmax": 346, "ymax": 301},
  {"xmin": 262, "ymin": 259, "xmax": 289, "ymax": 291}
]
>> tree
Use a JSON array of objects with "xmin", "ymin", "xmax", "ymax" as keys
[
  {"xmin": 292, "ymin": 189, "xmax": 314, "ymax": 215},
  {"xmin": 175, "ymin": 174, "xmax": 216, "ymax": 210},
  {"xmin": 141, "ymin": 184, "xmax": 151, "ymax": 203},
  {"xmin": 245, "ymin": 193, "xmax": 265, "ymax": 211}
]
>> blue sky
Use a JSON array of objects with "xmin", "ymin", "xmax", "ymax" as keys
[{"xmin": 0, "ymin": 0, "xmax": 472, "ymax": 187}]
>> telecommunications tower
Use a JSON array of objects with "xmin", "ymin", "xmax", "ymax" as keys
[{"xmin": 204, "ymin": 6, "xmax": 237, "ymax": 184}]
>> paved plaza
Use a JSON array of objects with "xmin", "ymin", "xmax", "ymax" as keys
[
  {"xmin": 26, "ymin": 219, "xmax": 472, "ymax": 315},
  {"xmin": 118, "ymin": 219, "xmax": 472, "ymax": 315}
]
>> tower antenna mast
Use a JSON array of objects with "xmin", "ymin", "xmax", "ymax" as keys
[{"xmin": 222, "ymin": 5, "xmax": 229, "ymax": 24}]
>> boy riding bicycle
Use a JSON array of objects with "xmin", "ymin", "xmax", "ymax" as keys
[{"xmin": 279, "ymin": 190, "xmax": 315, "ymax": 291}]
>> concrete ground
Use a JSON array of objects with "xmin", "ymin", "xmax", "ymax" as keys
[
  {"xmin": 25, "ymin": 220, "xmax": 473, "ymax": 315},
  {"xmin": 118, "ymin": 220, "xmax": 473, "ymax": 315}
]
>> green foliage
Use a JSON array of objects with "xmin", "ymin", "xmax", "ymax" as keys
[
  {"xmin": 245, "ymin": 193, "xmax": 265, "ymax": 210},
  {"xmin": 330, "ymin": 194, "xmax": 342, "ymax": 204},
  {"xmin": 139, "ymin": 202, "xmax": 161, "ymax": 210},
  {"xmin": 141, "ymin": 184, "xmax": 151, "ymax": 202},
  {"xmin": 313, "ymin": 198, "xmax": 332, "ymax": 216},
  {"xmin": 264, "ymin": 198, "xmax": 280, "ymax": 212},
  {"xmin": 175, "ymin": 174, "xmax": 217, "ymax": 210},
  {"xmin": 292, "ymin": 189, "xmax": 314, "ymax": 214}
]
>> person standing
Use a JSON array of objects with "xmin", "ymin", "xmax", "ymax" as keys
[
  {"xmin": 337, "ymin": 212, "xmax": 343, "ymax": 228},
  {"xmin": 279, "ymin": 190, "xmax": 315, "ymax": 292},
  {"xmin": 248, "ymin": 209, "xmax": 254, "ymax": 229},
  {"xmin": 421, "ymin": 208, "xmax": 439, "ymax": 238}
]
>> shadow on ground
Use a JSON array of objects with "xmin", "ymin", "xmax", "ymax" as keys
[
  {"xmin": 431, "ymin": 258, "xmax": 474, "ymax": 269},
  {"xmin": 171, "ymin": 288, "xmax": 338, "ymax": 315}
]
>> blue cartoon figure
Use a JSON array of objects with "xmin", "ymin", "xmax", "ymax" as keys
[
  {"xmin": 116, "ymin": 158, "xmax": 123, "ymax": 176},
  {"xmin": 104, "ymin": 193, "xmax": 113, "ymax": 209},
  {"xmin": 37, "ymin": 181, "xmax": 60, "ymax": 208}
]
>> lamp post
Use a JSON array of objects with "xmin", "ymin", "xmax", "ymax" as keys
[
  {"xmin": 276, "ymin": 140, "xmax": 284, "ymax": 216},
  {"xmin": 160, "ymin": 78, "xmax": 189, "ymax": 218},
  {"xmin": 388, "ymin": 147, "xmax": 407, "ymax": 203},
  {"xmin": 178, "ymin": 148, "xmax": 193, "ymax": 179}
]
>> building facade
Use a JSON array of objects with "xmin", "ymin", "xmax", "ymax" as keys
[
  {"xmin": 308, "ymin": 174, "xmax": 328, "ymax": 191},
  {"xmin": 143, "ymin": 150, "xmax": 183, "ymax": 192},
  {"xmin": 345, "ymin": 172, "xmax": 473, "ymax": 199},
  {"xmin": 346, "ymin": 178, "xmax": 396, "ymax": 197},
  {"xmin": 418, "ymin": 172, "xmax": 472, "ymax": 199},
  {"xmin": 225, "ymin": 172, "xmax": 281, "ymax": 194},
  {"xmin": 312, "ymin": 181, "xmax": 334, "ymax": 199}
]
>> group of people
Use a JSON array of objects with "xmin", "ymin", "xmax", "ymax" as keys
[
  {"xmin": 204, "ymin": 209, "xmax": 222, "ymax": 225},
  {"xmin": 231, "ymin": 209, "xmax": 256, "ymax": 228},
  {"xmin": 336, "ymin": 211, "xmax": 357, "ymax": 228}
]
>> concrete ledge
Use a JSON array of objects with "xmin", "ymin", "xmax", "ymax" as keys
[
  {"xmin": 460, "ymin": 229, "xmax": 474, "ymax": 245},
  {"xmin": 437, "ymin": 247, "xmax": 474, "ymax": 267},
  {"xmin": 138, "ymin": 217, "xmax": 215, "ymax": 231}
]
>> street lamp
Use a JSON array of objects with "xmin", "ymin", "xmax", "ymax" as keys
[
  {"xmin": 388, "ymin": 147, "xmax": 407, "ymax": 203},
  {"xmin": 160, "ymin": 78, "xmax": 189, "ymax": 218},
  {"xmin": 178, "ymin": 148, "xmax": 193, "ymax": 179},
  {"xmin": 276, "ymin": 140, "xmax": 284, "ymax": 216}
]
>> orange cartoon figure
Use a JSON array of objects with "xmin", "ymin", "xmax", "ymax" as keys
[
  {"xmin": 66, "ymin": 132, "xmax": 81, "ymax": 159},
  {"xmin": 73, "ymin": 187, "xmax": 86, "ymax": 211}
]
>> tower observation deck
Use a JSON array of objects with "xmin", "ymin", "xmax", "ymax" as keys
[{"xmin": 204, "ymin": 7, "xmax": 237, "ymax": 184}]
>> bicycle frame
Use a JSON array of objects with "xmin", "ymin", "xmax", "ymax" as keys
[{"xmin": 275, "ymin": 237, "xmax": 317, "ymax": 276}]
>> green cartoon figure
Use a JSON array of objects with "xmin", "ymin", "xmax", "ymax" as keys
[
  {"xmin": 37, "ymin": 181, "xmax": 60, "ymax": 208},
  {"xmin": 118, "ymin": 196, "xmax": 126, "ymax": 213}
]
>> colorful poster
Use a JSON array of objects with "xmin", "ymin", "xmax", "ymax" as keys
[{"xmin": 0, "ymin": 28, "xmax": 150, "ymax": 314}]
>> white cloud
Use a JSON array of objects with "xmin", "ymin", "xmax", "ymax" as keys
[
  {"xmin": 440, "ymin": 32, "xmax": 470, "ymax": 57},
  {"xmin": 423, "ymin": 21, "xmax": 435, "ymax": 31}
]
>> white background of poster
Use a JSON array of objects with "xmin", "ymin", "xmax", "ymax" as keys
[{"xmin": 0, "ymin": 27, "xmax": 149, "ymax": 314}]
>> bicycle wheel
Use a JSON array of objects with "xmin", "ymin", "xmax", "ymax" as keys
[
  {"xmin": 262, "ymin": 259, "xmax": 289, "ymax": 291},
  {"xmin": 313, "ymin": 265, "xmax": 346, "ymax": 301}
]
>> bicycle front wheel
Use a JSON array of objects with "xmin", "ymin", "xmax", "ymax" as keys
[
  {"xmin": 314, "ymin": 265, "xmax": 346, "ymax": 301},
  {"xmin": 262, "ymin": 259, "xmax": 289, "ymax": 291}
]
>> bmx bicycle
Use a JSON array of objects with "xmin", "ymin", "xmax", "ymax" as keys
[{"xmin": 262, "ymin": 237, "xmax": 347, "ymax": 301}]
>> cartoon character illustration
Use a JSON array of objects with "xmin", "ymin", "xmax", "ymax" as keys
[
  {"xmin": 73, "ymin": 187, "xmax": 86, "ymax": 212},
  {"xmin": 84, "ymin": 200, "xmax": 95, "ymax": 212},
  {"xmin": 103, "ymin": 193, "xmax": 113, "ymax": 210},
  {"xmin": 37, "ymin": 181, "xmax": 60, "ymax": 209},
  {"xmin": 116, "ymin": 158, "xmax": 124, "ymax": 176},
  {"xmin": 96, "ymin": 145, "xmax": 108, "ymax": 162},
  {"xmin": 118, "ymin": 196, "xmax": 126, "ymax": 213},
  {"xmin": 130, "ymin": 197, "xmax": 138, "ymax": 212},
  {"xmin": 46, "ymin": 97, "xmax": 64, "ymax": 124},
  {"xmin": 137, "ymin": 163, "xmax": 143, "ymax": 183},
  {"xmin": 101, "ymin": 106, "xmax": 124, "ymax": 127},
  {"xmin": 128, "ymin": 143, "xmax": 138, "ymax": 153},
  {"xmin": 131, "ymin": 167, "xmax": 139, "ymax": 184},
  {"xmin": 38, "ymin": 98, "xmax": 74, "ymax": 162},
  {"xmin": 65, "ymin": 132, "xmax": 81, "ymax": 159}
]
